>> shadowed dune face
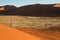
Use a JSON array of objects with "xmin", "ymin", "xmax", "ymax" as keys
[
  {"xmin": 0, "ymin": 4, "xmax": 60, "ymax": 17},
  {"xmin": 17, "ymin": 4, "xmax": 60, "ymax": 17}
]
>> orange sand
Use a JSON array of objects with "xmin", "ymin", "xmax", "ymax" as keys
[
  {"xmin": 0, "ymin": 7, "xmax": 4, "ymax": 11},
  {"xmin": 53, "ymin": 3, "xmax": 60, "ymax": 7},
  {"xmin": 0, "ymin": 24, "xmax": 41, "ymax": 40},
  {"xmin": 19, "ymin": 28, "xmax": 60, "ymax": 40}
]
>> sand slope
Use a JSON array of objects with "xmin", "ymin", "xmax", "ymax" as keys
[
  {"xmin": 0, "ymin": 7, "xmax": 4, "ymax": 11},
  {"xmin": 0, "ymin": 24, "xmax": 41, "ymax": 40},
  {"xmin": 53, "ymin": 3, "xmax": 60, "ymax": 7},
  {"xmin": 19, "ymin": 28, "xmax": 60, "ymax": 40}
]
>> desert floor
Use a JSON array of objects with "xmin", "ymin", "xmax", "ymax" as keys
[{"xmin": 0, "ymin": 16, "xmax": 60, "ymax": 40}]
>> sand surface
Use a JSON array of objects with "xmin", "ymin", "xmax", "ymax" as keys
[
  {"xmin": 19, "ymin": 28, "xmax": 60, "ymax": 40},
  {"xmin": 0, "ymin": 24, "xmax": 41, "ymax": 40},
  {"xmin": 53, "ymin": 3, "xmax": 60, "ymax": 7},
  {"xmin": 0, "ymin": 7, "xmax": 4, "ymax": 11}
]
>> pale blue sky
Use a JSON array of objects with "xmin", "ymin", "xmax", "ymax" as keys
[{"xmin": 0, "ymin": 0, "xmax": 60, "ymax": 7}]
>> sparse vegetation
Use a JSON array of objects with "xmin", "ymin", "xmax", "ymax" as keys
[{"xmin": 0, "ymin": 16, "xmax": 60, "ymax": 29}]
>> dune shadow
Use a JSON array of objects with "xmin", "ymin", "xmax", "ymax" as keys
[{"xmin": 18, "ymin": 27, "xmax": 60, "ymax": 40}]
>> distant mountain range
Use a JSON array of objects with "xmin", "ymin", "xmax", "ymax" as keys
[{"xmin": 0, "ymin": 3, "xmax": 60, "ymax": 17}]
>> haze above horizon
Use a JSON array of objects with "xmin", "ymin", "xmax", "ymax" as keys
[{"xmin": 0, "ymin": 0, "xmax": 60, "ymax": 7}]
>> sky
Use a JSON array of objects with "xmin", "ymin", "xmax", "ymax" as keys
[{"xmin": 0, "ymin": 0, "xmax": 60, "ymax": 7}]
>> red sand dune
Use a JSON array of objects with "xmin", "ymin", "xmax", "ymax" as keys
[
  {"xmin": 53, "ymin": 3, "xmax": 60, "ymax": 7},
  {"xmin": 0, "ymin": 24, "xmax": 41, "ymax": 40},
  {"xmin": 0, "ymin": 7, "xmax": 4, "ymax": 11},
  {"xmin": 19, "ymin": 28, "xmax": 60, "ymax": 40}
]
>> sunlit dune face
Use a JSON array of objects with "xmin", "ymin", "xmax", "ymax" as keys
[
  {"xmin": 0, "ymin": 24, "xmax": 41, "ymax": 40},
  {"xmin": 53, "ymin": 3, "xmax": 60, "ymax": 7},
  {"xmin": 0, "ymin": 7, "xmax": 5, "ymax": 11}
]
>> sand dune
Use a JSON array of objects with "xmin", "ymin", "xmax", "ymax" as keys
[
  {"xmin": 0, "ymin": 4, "xmax": 60, "ymax": 16},
  {"xmin": 53, "ymin": 3, "xmax": 60, "ymax": 7},
  {"xmin": 19, "ymin": 28, "xmax": 60, "ymax": 40},
  {"xmin": 0, "ymin": 7, "xmax": 4, "ymax": 11},
  {"xmin": 0, "ymin": 24, "xmax": 41, "ymax": 40}
]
